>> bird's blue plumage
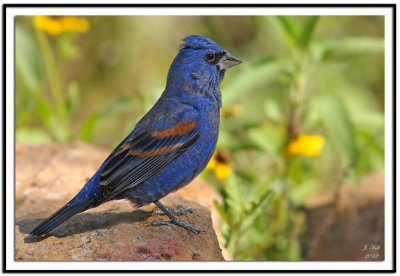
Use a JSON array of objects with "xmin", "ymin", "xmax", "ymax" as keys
[{"xmin": 30, "ymin": 35, "xmax": 242, "ymax": 236}]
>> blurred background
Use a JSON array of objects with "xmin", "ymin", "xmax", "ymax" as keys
[{"xmin": 15, "ymin": 15, "xmax": 385, "ymax": 261}]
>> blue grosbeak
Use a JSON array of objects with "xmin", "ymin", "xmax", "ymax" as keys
[{"xmin": 30, "ymin": 35, "xmax": 241, "ymax": 236}]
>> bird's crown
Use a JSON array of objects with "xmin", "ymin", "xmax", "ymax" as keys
[{"xmin": 180, "ymin": 35, "xmax": 224, "ymax": 52}]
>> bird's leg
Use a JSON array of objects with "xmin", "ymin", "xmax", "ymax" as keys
[
  {"xmin": 151, "ymin": 204, "xmax": 198, "ymax": 216},
  {"xmin": 151, "ymin": 200, "xmax": 204, "ymax": 234}
]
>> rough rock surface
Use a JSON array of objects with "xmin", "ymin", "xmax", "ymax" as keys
[{"xmin": 15, "ymin": 142, "xmax": 224, "ymax": 261}]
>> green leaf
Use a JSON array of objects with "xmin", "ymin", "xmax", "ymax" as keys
[
  {"xmin": 247, "ymin": 190, "xmax": 273, "ymax": 216},
  {"xmin": 213, "ymin": 200, "xmax": 230, "ymax": 225},
  {"xmin": 264, "ymin": 100, "xmax": 283, "ymax": 123},
  {"xmin": 287, "ymin": 238, "xmax": 302, "ymax": 260},
  {"xmin": 241, "ymin": 190, "xmax": 273, "ymax": 233},
  {"xmin": 225, "ymin": 173, "xmax": 244, "ymax": 215},
  {"xmin": 16, "ymin": 128, "xmax": 51, "ymax": 144},
  {"xmin": 15, "ymin": 90, "xmax": 37, "ymax": 127},
  {"xmin": 37, "ymin": 98, "xmax": 69, "ymax": 141},
  {"xmin": 79, "ymin": 97, "xmax": 134, "ymax": 141},
  {"xmin": 312, "ymin": 37, "xmax": 384, "ymax": 61},
  {"xmin": 66, "ymin": 81, "xmax": 80, "ymax": 114},
  {"xmin": 299, "ymin": 16, "xmax": 319, "ymax": 49},
  {"xmin": 248, "ymin": 125, "xmax": 285, "ymax": 155},
  {"xmin": 271, "ymin": 16, "xmax": 319, "ymax": 50},
  {"xmin": 57, "ymin": 34, "xmax": 79, "ymax": 59},
  {"xmin": 222, "ymin": 58, "xmax": 283, "ymax": 106},
  {"xmin": 51, "ymin": 122, "xmax": 70, "ymax": 141},
  {"xmin": 37, "ymin": 98, "xmax": 53, "ymax": 129},
  {"xmin": 15, "ymin": 23, "xmax": 43, "ymax": 91},
  {"xmin": 289, "ymin": 179, "xmax": 317, "ymax": 205},
  {"xmin": 352, "ymin": 111, "xmax": 384, "ymax": 129},
  {"xmin": 272, "ymin": 16, "xmax": 300, "ymax": 47},
  {"xmin": 80, "ymin": 116, "xmax": 98, "ymax": 142},
  {"xmin": 313, "ymin": 94, "xmax": 356, "ymax": 166},
  {"xmin": 356, "ymin": 128, "xmax": 384, "ymax": 173}
]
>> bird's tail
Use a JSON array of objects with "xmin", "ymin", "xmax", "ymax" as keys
[{"xmin": 30, "ymin": 200, "xmax": 91, "ymax": 236}]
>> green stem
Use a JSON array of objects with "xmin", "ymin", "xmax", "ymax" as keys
[
  {"xmin": 233, "ymin": 225, "xmax": 241, "ymax": 260},
  {"xmin": 281, "ymin": 48, "xmax": 308, "ymax": 260},
  {"xmin": 281, "ymin": 155, "xmax": 292, "ymax": 259},
  {"xmin": 34, "ymin": 25, "xmax": 70, "ymax": 140}
]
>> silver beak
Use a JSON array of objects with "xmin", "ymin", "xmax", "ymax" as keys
[{"xmin": 217, "ymin": 50, "xmax": 242, "ymax": 71}]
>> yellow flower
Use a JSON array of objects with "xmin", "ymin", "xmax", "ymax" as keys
[
  {"xmin": 34, "ymin": 16, "xmax": 90, "ymax": 35},
  {"xmin": 287, "ymin": 134, "xmax": 325, "ymax": 157},
  {"xmin": 214, "ymin": 163, "xmax": 232, "ymax": 179},
  {"xmin": 206, "ymin": 155, "xmax": 217, "ymax": 170},
  {"xmin": 206, "ymin": 150, "xmax": 232, "ymax": 179}
]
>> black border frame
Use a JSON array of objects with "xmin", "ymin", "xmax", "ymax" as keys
[{"xmin": 2, "ymin": 3, "xmax": 396, "ymax": 273}]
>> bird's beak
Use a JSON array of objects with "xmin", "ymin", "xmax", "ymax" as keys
[{"xmin": 218, "ymin": 50, "xmax": 242, "ymax": 71}]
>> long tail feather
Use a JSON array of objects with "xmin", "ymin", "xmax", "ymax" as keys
[{"xmin": 30, "ymin": 201, "xmax": 91, "ymax": 236}]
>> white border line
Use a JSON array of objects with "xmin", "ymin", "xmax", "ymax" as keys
[
  {"xmin": 383, "ymin": 10, "xmax": 394, "ymax": 272},
  {"xmin": 5, "ymin": 6, "xmax": 394, "ymax": 271},
  {"xmin": 7, "ymin": 7, "xmax": 389, "ymax": 16}
]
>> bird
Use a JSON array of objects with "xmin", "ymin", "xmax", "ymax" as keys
[{"xmin": 30, "ymin": 35, "xmax": 242, "ymax": 236}]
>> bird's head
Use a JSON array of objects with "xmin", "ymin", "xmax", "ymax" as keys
[{"xmin": 166, "ymin": 35, "xmax": 242, "ymax": 97}]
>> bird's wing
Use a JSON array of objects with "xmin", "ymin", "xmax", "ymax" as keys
[{"xmin": 92, "ymin": 104, "xmax": 200, "ymax": 206}]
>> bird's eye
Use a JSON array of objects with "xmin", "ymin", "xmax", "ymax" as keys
[{"xmin": 205, "ymin": 53, "xmax": 216, "ymax": 62}]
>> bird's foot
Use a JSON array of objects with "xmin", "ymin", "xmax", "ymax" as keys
[
  {"xmin": 152, "ymin": 200, "xmax": 204, "ymax": 234},
  {"xmin": 151, "ymin": 205, "xmax": 198, "ymax": 216},
  {"xmin": 151, "ymin": 218, "xmax": 204, "ymax": 235}
]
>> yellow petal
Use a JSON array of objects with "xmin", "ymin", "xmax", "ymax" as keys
[
  {"xmin": 34, "ymin": 16, "xmax": 63, "ymax": 35},
  {"xmin": 206, "ymin": 154, "xmax": 217, "ymax": 169},
  {"xmin": 215, "ymin": 163, "xmax": 231, "ymax": 179},
  {"xmin": 75, "ymin": 18, "xmax": 90, "ymax": 32},
  {"xmin": 60, "ymin": 16, "xmax": 78, "ymax": 31},
  {"xmin": 34, "ymin": 16, "xmax": 89, "ymax": 35},
  {"xmin": 288, "ymin": 134, "xmax": 325, "ymax": 157},
  {"xmin": 45, "ymin": 20, "xmax": 63, "ymax": 35},
  {"xmin": 34, "ymin": 16, "xmax": 51, "ymax": 30}
]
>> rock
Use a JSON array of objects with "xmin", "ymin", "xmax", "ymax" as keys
[
  {"xmin": 16, "ymin": 195, "xmax": 223, "ymax": 261},
  {"xmin": 15, "ymin": 142, "xmax": 224, "ymax": 261},
  {"xmin": 175, "ymin": 177, "xmax": 229, "ymax": 259},
  {"xmin": 302, "ymin": 173, "xmax": 385, "ymax": 261}
]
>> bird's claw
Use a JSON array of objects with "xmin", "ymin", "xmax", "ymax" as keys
[
  {"xmin": 151, "ymin": 200, "xmax": 204, "ymax": 234},
  {"xmin": 151, "ymin": 219, "xmax": 204, "ymax": 235},
  {"xmin": 151, "ymin": 205, "xmax": 198, "ymax": 216}
]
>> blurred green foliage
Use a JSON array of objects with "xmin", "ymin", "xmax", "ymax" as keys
[{"xmin": 15, "ymin": 15, "xmax": 384, "ymax": 260}]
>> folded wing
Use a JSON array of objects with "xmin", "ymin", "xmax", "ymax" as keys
[{"xmin": 91, "ymin": 110, "xmax": 200, "ymax": 207}]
